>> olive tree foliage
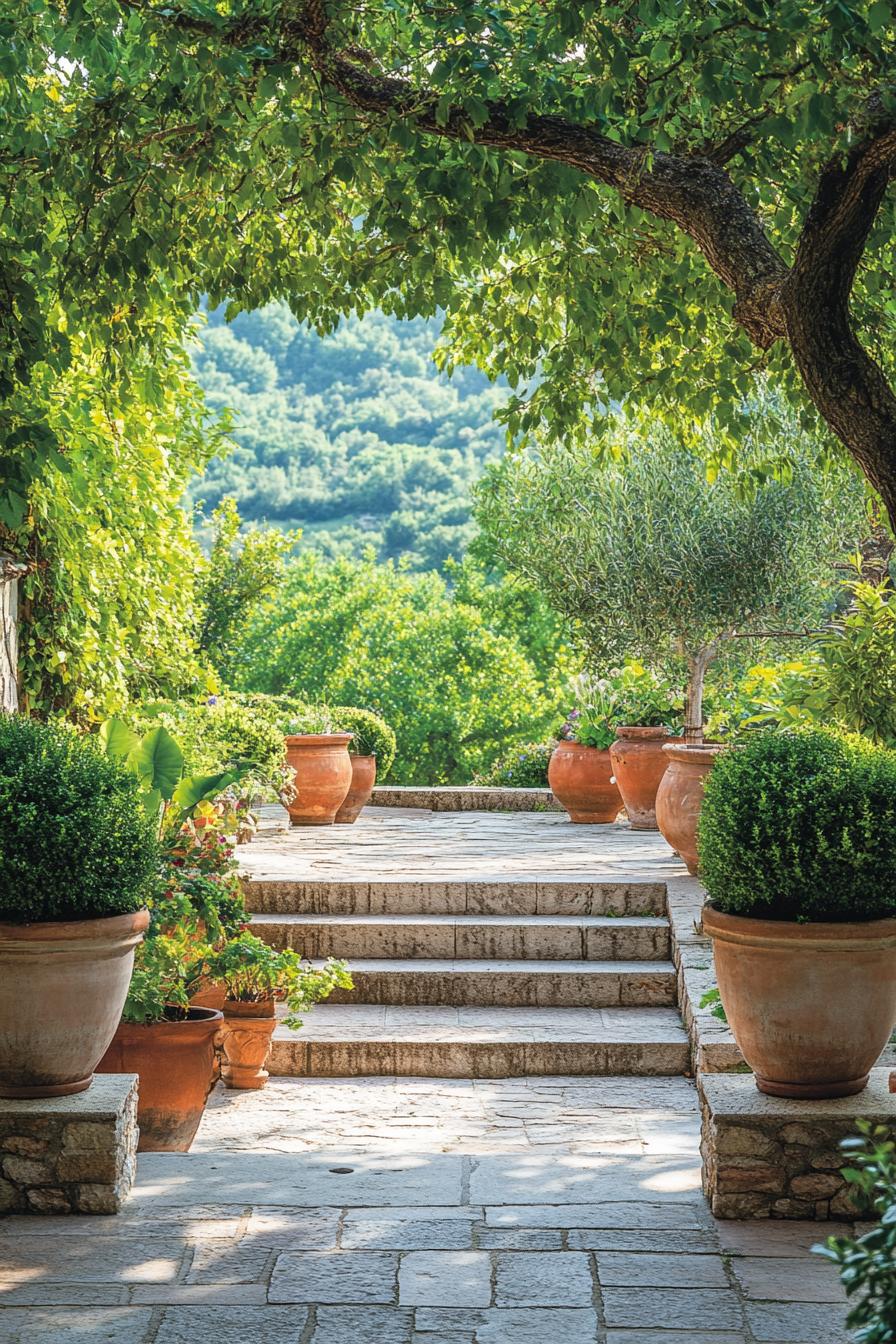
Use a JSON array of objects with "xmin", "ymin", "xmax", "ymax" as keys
[
  {"xmin": 475, "ymin": 423, "xmax": 866, "ymax": 738},
  {"xmin": 5, "ymin": 2, "xmax": 896, "ymax": 531}
]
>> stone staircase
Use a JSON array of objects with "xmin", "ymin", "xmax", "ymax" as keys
[{"xmin": 242, "ymin": 852, "xmax": 690, "ymax": 1078}]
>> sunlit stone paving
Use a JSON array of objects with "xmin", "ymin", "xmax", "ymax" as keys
[{"xmin": 0, "ymin": 811, "xmax": 854, "ymax": 1342}]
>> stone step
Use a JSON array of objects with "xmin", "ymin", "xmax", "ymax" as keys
[
  {"xmin": 308, "ymin": 958, "xmax": 677, "ymax": 1008},
  {"xmin": 250, "ymin": 912, "xmax": 671, "ymax": 962},
  {"xmin": 270, "ymin": 1004, "xmax": 690, "ymax": 1077},
  {"xmin": 242, "ymin": 879, "xmax": 667, "ymax": 918}
]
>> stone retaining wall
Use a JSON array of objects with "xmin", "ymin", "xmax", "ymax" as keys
[
  {"xmin": 0, "ymin": 1074, "xmax": 139, "ymax": 1214},
  {"xmin": 370, "ymin": 786, "xmax": 563, "ymax": 813}
]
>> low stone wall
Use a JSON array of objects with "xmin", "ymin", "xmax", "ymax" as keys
[
  {"xmin": 0, "ymin": 1074, "xmax": 139, "ymax": 1214},
  {"xmin": 700, "ymin": 1070, "xmax": 896, "ymax": 1220},
  {"xmin": 370, "ymin": 786, "xmax": 563, "ymax": 813}
]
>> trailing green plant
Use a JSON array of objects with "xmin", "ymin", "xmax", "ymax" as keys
[
  {"xmin": 698, "ymin": 988, "xmax": 728, "ymax": 1024},
  {"xmin": 330, "ymin": 706, "xmax": 397, "ymax": 778},
  {"xmin": 0, "ymin": 716, "xmax": 159, "ymax": 924},
  {"xmin": 473, "ymin": 742, "xmax": 554, "ymax": 789},
  {"xmin": 202, "ymin": 931, "xmax": 353, "ymax": 1028},
  {"xmin": 699, "ymin": 727, "xmax": 896, "ymax": 923},
  {"xmin": 814, "ymin": 1122, "xmax": 896, "ymax": 1343}
]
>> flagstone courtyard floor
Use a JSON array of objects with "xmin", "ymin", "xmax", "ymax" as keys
[{"xmin": 0, "ymin": 810, "xmax": 857, "ymax": 1342}]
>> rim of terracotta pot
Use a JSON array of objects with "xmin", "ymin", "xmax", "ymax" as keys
[
  {"xmin": 662, "ymin": 742, "xmax": 726, "ymax": 764},
  {"xmin": 223, "ymin": 999, "xmax": 276, "ymax": 1018},
  {"xmin": 552, "ymin": 740, "xmax": 610, "ymax": 754},
  {"xmin": 285, "ymin": 732, "xmax": 353, "ymax": 748},
  {"xmin": 119, "ymin": 1005, "xmax": 224, "ymax": 1035},
  {"xmin": 703, "ymin": 902, "xmax": 896, "ymax": 951},
  {"xmin": 614, "ymin": 725, "xmax": 670, "ymax": 740},
  {"xmin": 0, "ymin": 908, "xmax": 150, "ymax": 943}
]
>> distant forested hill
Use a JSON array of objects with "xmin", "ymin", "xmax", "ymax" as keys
[{"xmin": 191, "ymin": 304, "xmax": 507, "ymax": 569}]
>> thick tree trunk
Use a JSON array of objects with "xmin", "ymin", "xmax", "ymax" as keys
[{"xmin": 683, "ymin": 646, "xmax": 717, "ymax": 744}]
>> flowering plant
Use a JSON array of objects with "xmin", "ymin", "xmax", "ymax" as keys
[{"xmin": 559, "ymin": 673, "xmax": 622, "ymax": 750}]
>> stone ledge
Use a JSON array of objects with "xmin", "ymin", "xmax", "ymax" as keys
[
  {"xmin": 0, "ymin": 1073, "xmax": 139, "ymax": 1215},
  {"xmin": 700, "ymin": 1068, "xmax": 896, "ymax": 1220},
  {"xmin": 370, "ymin": 786, "xmax": 563, "ymax": 813}
]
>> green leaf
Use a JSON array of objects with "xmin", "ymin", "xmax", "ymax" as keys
[
  {"xmin": 128, "ymin": 727, "xmax": 184, "ymax": 800},
  {"xmin": 99, "ymin": 717, "xmax": 140, "ymax": 761}
]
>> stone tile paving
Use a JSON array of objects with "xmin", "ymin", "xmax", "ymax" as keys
[{"xmin": 0, "ymin": 1075, "xmax": 855, "ymax": 1342}]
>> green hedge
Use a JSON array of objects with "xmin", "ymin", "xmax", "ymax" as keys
[
  {"xmin": 699, "ymin": 727, "xmax": 896, "ymax": 922},
  {"xmin": 330, "ymin": 707, "xmax": 396, "ymax": 778},
  {"xmin": 0, "ymin": 716, "xmax": 159, "ymax": 923},
  {"xmin": 473, "ymin": 742, "xmax": 554, "ymax": 788}
]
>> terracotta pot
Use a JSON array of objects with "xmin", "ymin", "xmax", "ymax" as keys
[
  {"xmin": 220, "ymin": 1000, "xmax": 277, "ymax": 1090},
  {"xmin": 0, "ymin": 910, "xmax": 149, "ymax": 1099},
  {"xmin": 655, "ymin": 743, "xmax": 724, "ymax": 874},
  {"xmin": 189, "ymin": 980, "xmax": 227, "ymax": 1013},
  {"xmin": 335, "ymin": 754, "xmax": 377, "ymax": 824},
  {"xmin": 98, "ymin": 1006, "xmax": 222, "ymax": 1151},
  {"xmin": 285, "ymin": 733, "xmax": 353, "ymax": 826},
  {"xmin": 703, "ymin": 904, "xmax": 896, "ymax": 1099},
  {"xmin": 609, "ymin": 727, "xmax": 674, "ymax": 831},
  {"xmin": 547, "ymin": 741, "xmax": 622, "ymax": 823}
]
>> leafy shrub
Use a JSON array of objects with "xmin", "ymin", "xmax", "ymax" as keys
[
  {"xmin": 0, "ymin": 716, "xmax": 158, "ymax": 923},
  {"xmin": 130, "ymin": 697, "xmax": 286, "ymax": 783},
  {"xmin": 330, "ymin": 706, "xmax": 396, "ymax": 777},
  {"xmin": 202, "ymin": 930, "xmax": 352, "ymax": 1026},
  {"xmin": 814, "ymin": 1122, "xmax": 896, "ymax": 1342},
  {"xmin": 699, "ymin": 727, "xmax": 896, "ymax": 922},
  {"xmin": 613, "ymin": 661, "xmax": 683, "ymax": 729},
  {"xmin": 474, "ymin": 742, "xmax": 554, "ymax": 788}
]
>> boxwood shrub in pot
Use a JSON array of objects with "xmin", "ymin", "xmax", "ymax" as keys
[
  {"xmin": 0, "ymin": 716, "xmax": 156, "ymax": 1097},
  {"xmin": 700, "ymin": 727, "xmax": 896, "ymax": 1099}
]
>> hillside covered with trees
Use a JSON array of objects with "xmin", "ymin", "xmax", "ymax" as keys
[{"xmin": 192, "ymin": 305, "xmax": 507, "ymax": 570}]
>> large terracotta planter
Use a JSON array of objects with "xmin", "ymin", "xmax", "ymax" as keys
[
  {"xmin": 335, "ymin": 754, "xmax": 377, "ymax": 824},
  {"xmin": 655, "ymin": 743, "xmax": 724, "ymax": 874},
  {"xmin": 98, "ymin": 1006, "xmax": 222, "ymax": 1151},
  {"xmin": 547, "ymin": 741, "xmax": 622, "ymax": 823},
  {"xmin": 0, "ymin": 910, "xmax": 149, "ymax": 1099},
  {"xmin": 703, "ymin": 904, "xmax": 896, "ymax": 1099},
  {"xmin": 285, "ymin": 733, "xmax": 353, "ymax": 826},
  {"xmin": 609, "ymin": 726, "xmax": 674, "ymax": 830},
  {"xmin": 220, "ymin": 999, "xmax": 277, "ymax": 1090}
]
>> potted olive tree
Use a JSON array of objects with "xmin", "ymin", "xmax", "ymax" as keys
[
  {"xmin": 331, "ymin": 706, "xmax": 397, "ymax": 823},
  {"xmin": 700, "ymin": 727, "xmax": 896, "ymax": 1098},
  {"xmin": 476, "ymin": 427, "xmax": 863, "ymax": 861},
  {"xmin": 204, "ymin": 932, "xmax": 352, "ymax": 1089},
  {"xmin": 0, "ymin": 717, "xmax": 156, "ymax": 1098}
]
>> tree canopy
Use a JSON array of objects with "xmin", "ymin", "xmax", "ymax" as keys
[{"xmin": 5, "ymin": 1, "xmax": 896, "ymax": 534}]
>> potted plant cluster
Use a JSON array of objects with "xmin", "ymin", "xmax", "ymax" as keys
[
  {"xmin": 0, "ymin": 716, "xmax": 156, "ymax": 1098},
  {"xmin": 700, "ymin": 727, "xmax": 896, "ymax": 1099},
  {"xmin": 607, "ymin": 663, "xmax": 682, "ymax": 831},
  {"xmin": 475, "ymin": 423, "xmax": 864, "ymax": 860},
  {"xmin": 549, "ymin": 673, "xmax": 623, "ymax": 823},
  {"xmin": 203, "ymin": 931, "xmax": 352, "ymax": 1089},
  {"xmin": 330, "ymin": 706, "xmax": 397, "ymax": 823},
  {"xmin": 95, "ymin": 718, "xmax": 253, "ymax": 1150}
]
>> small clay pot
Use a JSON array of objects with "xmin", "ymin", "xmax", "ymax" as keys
[
  {"xmin": 98, "ymin": 1006, "xmax": 222, "ymax": 1151},
  {"xmin": 0, "ymin": 910, "xmax": 149, "ymax": 1099},
  {"xmin": 220, "ymin": 1000, "xmax": 277, "ymax": 1090},
  {"xmin": 655, "ymin": 743, "xmax": 724, "ymax": 874},
  {"xmin": 547, "ymin": 741, "xmax": 621, "ymax": 823},
  {"xmin": 703, "ymin": 904, "xmax": 896, "ymax": 1099},
  {"xmin": 609, "ymin": 727, "xmax": 674, "ymax": 830},
  {"xmin": 335, "ymin": 754, "xmax": 377, "ymax": 824},
  {"xmin": 189, "ymin": 980, "xmax": 227, "ymax": 1014},
  {"xmin": 285, "ymin": 733, "xmax": 353, "ymax": 826}
]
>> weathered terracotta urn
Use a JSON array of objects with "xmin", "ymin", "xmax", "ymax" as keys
[
  {"xmin": 335, "ymin": 754, "xmax": 377, "ymax": 824},
  {"xmin": 220, "ymin": 1000, "xmax": 277, "ymax": 1090},
  {"xmin": 285, "ymin": 733, "xmax": 353, "ymax": 826},
  {"xmin": 99, "ymin": 1006, "xmax": 223, "ymax": 1151},
  {"xmin": 547, "ymin": 741, "xmax": 622, "ymax": 823},
  {"xmin": 655, "ymin": 743, "xmax": 724, "ymax": 874},
  {"xmin": 703, "ymin": 904, "xmax": 896, "ymax": 1099},
  {"xmin": 609, "ymin": 727, "xmax": 674, "ymax": 830},
  {"xmin": 0, "ymin": 910, "xmax": 149, "ymax": 1098}
]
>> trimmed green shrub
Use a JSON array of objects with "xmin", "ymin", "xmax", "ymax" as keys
[
  {"xmin": 330, "ymin": 707, "xmax": 396, "ymax": 778},
  {"xmin": 0, "ymin": 716, "xmax": 159, "ymax": 923},
  {"xmin": 699, "ymin": 727, "xmax": 896, "ymax": 922},
  {"xmin": 474, "ymin": 742, "xmax": 554, "ymax": 789},
  {"xmin": 130, "ymin": 697, "xmax": 286, "ymax": 782}
]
